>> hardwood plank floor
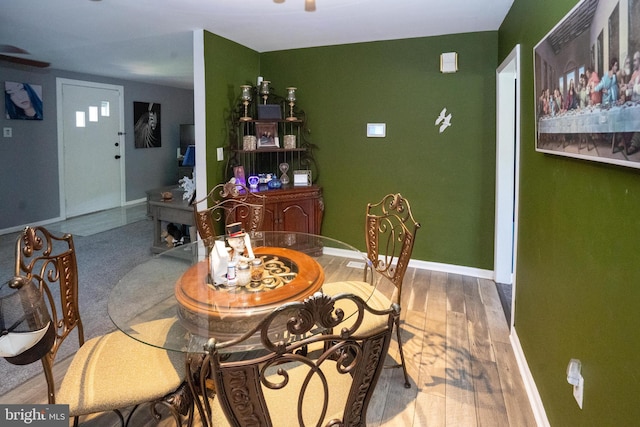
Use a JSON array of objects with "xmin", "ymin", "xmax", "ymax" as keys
[{"xmin": 1, "ymin": 265, "xmax": 536, "ymax": 426}]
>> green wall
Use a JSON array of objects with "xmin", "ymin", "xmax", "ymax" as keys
[
  {"xmin": 203, "ymin": 32, "xmax": 260, "ymax": 189},
  {"xmin": 500, "ymin": 0, "xmax": 640, "ymax": 424},
  {"xmin": 205, "ymin": 33, "xmax": 498, "ymax": 269}
]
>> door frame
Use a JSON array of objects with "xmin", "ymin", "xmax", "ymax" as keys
[
  {"xmin": 56, "ymin": 78, "xmax": 126, "ymax": 219},
  {"xmin": 495, "ymin": 44, "xmax": 521, "ymax": 329}
]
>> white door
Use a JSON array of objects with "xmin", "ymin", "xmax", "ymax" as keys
[
  {"xmin": 495, "ymin": 45, "xmax": 521, "ymax": 328},
  {"xmin": 57, "ymin": 79, "xmax": 125, "ymax": 218}
]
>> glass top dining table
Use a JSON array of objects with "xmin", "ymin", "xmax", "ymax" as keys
[{"xmin": 107, "ymin": 231, "xmax": 378, "ymax": 354}]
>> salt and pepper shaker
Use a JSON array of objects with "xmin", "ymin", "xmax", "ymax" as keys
[{"xmin": 250, "ymin": 258, "xmax": 264, "ymax": 282}]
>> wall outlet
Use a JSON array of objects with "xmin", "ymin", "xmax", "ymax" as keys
[{"xmin": 3, "ymin": 127, "xmax": 12, "ymax": 138}]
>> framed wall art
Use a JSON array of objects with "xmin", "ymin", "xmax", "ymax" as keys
[
  {"xmin": 134, "ymin": 101, "xmax": 161, "ymax": 148},
  {"xmin": 534, "ymin": 0, "xmax": 640, "ymax": 168},
  {"xmin": 4, "ymin": 81, "xmax": 43, "ymax": 120}
]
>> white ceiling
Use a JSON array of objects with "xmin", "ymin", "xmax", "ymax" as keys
[{"xmin": 1, "ymin": 0, "xmax": 514, "ymax": 90}]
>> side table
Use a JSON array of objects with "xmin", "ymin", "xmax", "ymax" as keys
[{"xmin": 146, "ymin": 186, "xmax": 196, "ymax": 254}]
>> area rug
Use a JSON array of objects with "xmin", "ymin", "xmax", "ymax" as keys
[{"xmin": 0, "ymin": 219, "xmax": 154, "ymax": 396}]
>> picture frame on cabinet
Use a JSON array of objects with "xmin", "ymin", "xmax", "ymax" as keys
[
  {"xmin": 293, "ymin": 170, "xmax": 312, "ymax": 186},
  {"xmin": 256, "ymin": 122, "xmax": 279, "ymax": 148}
]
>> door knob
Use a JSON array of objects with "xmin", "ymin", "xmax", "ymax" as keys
[{"xmin": 115, "ymin": 155, "xmax": 121, "ymax": 159}]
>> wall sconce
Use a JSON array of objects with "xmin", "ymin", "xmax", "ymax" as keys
[{"xmin": 440, "ymin": 52, "xmax": 458, "ymax": 73}]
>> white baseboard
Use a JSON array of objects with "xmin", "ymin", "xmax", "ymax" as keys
[
  {"xmin": 126, "ymin": 197, "xmax": 147, "ymax": 206},
  {"xmin": 0, "ymin": 216, "xmax": 65, "ymax": 235},
  {"xmin": 409, "ymin": 258, "xmax": 493, "ymax": 279},
  {"xmin": 322, "ymin": 247, "xmax": 493, "ymax": 279},
  {"xmin": 510, "ymin": 327, "xmax": 550, "ymax": 427},
  {"xmin": 1, "ymin": 200, "xmax": 146, "ymax": 236}
]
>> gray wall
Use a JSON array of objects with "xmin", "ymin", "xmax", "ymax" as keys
[{"xmin": 0, "ymin": 65, "xmax": 193, "ymax": 231}]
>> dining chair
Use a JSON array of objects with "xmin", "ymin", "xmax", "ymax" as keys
[
  {"xmin": 324, "ymin": 193, "xmax": 420, "ymax": 388},
  {"xmin": 196, "ymin": 291, "xmax": 398, "ymax": 427},
  {"xmin": 193, "ymin": 181, "xmax": 266, "ymax": 244},
  {"xmin": 10, "ymin": 226, "xmax": 193, "ymax": 427}
]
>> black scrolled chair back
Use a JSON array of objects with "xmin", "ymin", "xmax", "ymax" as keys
[
  {"xmin": 13, "ymin": 226, "xmax": 84, "ymax": 403},
  {"xmin": 193, "ymin": 181, "xmax": 266, "ymax": 244},
  {"xmin": 202, "ymin": 292, "xmax": 399, "ymax": 427}
]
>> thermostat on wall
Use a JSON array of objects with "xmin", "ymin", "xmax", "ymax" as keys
[{"xmin": 367, "ymin": 123, "xmax": 386, "ymax": 138}]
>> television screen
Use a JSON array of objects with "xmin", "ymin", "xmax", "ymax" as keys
[{"xmin": 180, "ymin": 124, "xmax": 195, "ymax": 155}]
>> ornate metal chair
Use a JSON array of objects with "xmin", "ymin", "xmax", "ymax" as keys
[
  {"xmin": 193, "ymin": 291, "xmax": 398, "ymax": 427},
  {"xmin": 193, "ymin": 181, "xmax": 266, "ymax": 244},
  {"xmin": 324, "ymin": 193, "xmax": 420, "ymax": 388},
  {"xmin": 10, "ymin": 226, "xmax": 192, "ymax": 427}
]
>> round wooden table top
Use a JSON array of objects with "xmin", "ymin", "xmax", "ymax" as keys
[
  {"xmin": 110, "ymin": 232, "xmax": 378, "ymax": 352},
  {"xmin": 175, "ymin": 246, "xmax": 324, "ymax": 322}
]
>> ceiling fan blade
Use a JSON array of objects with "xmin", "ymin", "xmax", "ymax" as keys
[
  {"xmin": 0, "ymin": 54, "xmax": 50, "ymax": 68},
  {"xmin": 0, "ymin": 44, "xmax": 29, "ymax": 54}
]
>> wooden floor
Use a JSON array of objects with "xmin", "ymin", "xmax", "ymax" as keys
[{"xmin": 1, "ymin": 265, "xmax": 537, "ymax": 426}]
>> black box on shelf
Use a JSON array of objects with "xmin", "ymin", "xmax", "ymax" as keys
[{"xmin": 257, "ymin": 104, "xmax": 282, "ymax": 120}]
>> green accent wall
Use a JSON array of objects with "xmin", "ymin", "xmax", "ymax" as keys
[
  {"xmin": 500, "ymin": 0, "xmax": 640, "ymax": 424},
  {"xmin": 205, "ymin": 32, "xmax": 498, "ymax": 269},
  {"xmin": 203, "ymin": 32, "xmax": 260, "ymax": 189}
]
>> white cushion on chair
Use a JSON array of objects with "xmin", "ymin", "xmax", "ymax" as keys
[{"xmin": 57, "ymin": 318, "xmax": 186, "ymax": 416}]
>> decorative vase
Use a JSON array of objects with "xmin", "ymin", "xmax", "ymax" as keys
[
  {"xmin": 283, "ymin": 135, "xmax": 296, "ymax": 149},
  {"xmin": 267, "ymin": 178, "xmax": 282, "ymax": 189},
  {"xmin": 243, "ymin": 135, "xmax": 257, "ymax": 151}
]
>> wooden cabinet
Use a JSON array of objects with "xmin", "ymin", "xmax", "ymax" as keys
[
  {"xmin": 260, "ymin": 186, "xmax": 323, "ymax": 234},
  {"xmin": 226, "ymin": 185, "xmax": 324, "ymax": 255}
]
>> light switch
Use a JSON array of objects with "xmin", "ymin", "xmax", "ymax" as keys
[
  {"xmin": 367, "ymin": 123, "xmax": 386, "ymax": 138},
  {"xmin": 3, "ymin": 127, "xmax": 12, "ymax": 138},
  {"xmin": 217, "ymin": 147, "xmax": 224, "ymax": 161}
]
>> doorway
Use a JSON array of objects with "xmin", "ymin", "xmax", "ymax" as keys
[
  {"xmin": 495, "ymin": 45, "xmax": 521, "ymax": 328},
  {"xmin": 57, "ymin": 79, "xmax": 125, "ymax": 218}
]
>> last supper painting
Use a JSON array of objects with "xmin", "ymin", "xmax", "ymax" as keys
[{"xmin": 535, "ymin": 0, "xmax": 640, "ymax": 168}]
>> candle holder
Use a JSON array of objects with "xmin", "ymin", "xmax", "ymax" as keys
[
  {"xmin": 285, "ymin": 87, "xmax": 297, "ymax": 121},
  {"xmin": 260, "ymin": 80, "xmax": 270, "ymax": 104},
  {"xmin": 240, "ymin": 85, "xmax": 252, "ymax": 121}
]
